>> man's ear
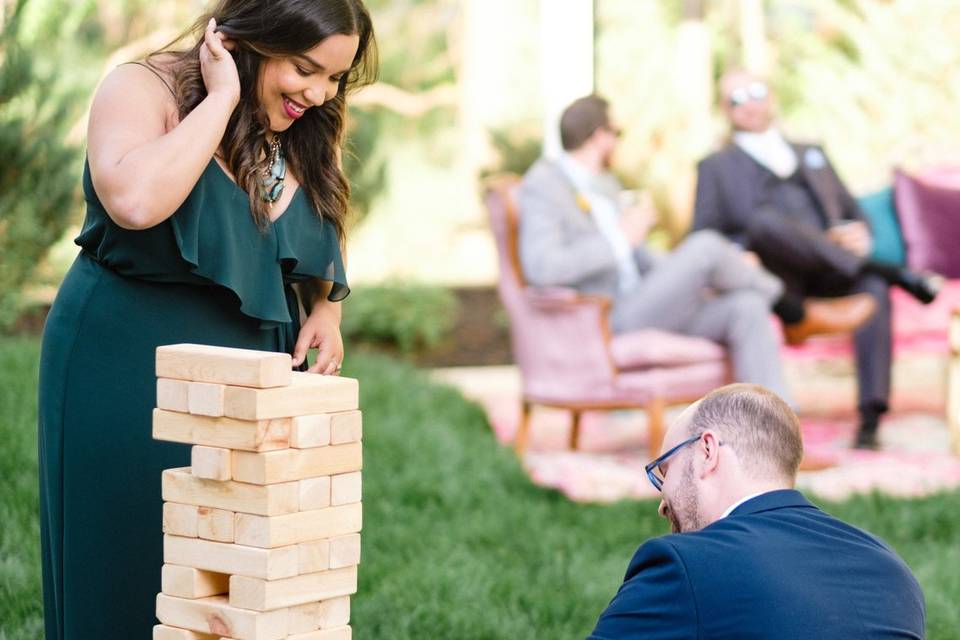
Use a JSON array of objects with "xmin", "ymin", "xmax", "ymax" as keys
[{"xmin": 698, "ymin": 430, "xmax": 722, "ymax": 478}]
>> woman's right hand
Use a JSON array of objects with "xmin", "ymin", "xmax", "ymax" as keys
[{"xmin": 200, "ymin": 18, "xmax": 240, "ymax": 106}]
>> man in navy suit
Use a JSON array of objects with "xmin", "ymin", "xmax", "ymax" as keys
[
  {"xmin": 692, "ymin": 70, "xmax": 940, "ymax": 449},
  {"xmin": 589, "ymin": 384, "xmax": 925, "ymax": 639}
]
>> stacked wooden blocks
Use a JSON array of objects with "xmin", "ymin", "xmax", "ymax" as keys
[{"xmin": 152, "ymin": 344, "xmax": 363, "ymax": 640}]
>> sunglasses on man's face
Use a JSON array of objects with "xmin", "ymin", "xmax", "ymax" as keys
[{"xmin": 728, "ymin": 82, "xmax": 769, "ymax": 108}]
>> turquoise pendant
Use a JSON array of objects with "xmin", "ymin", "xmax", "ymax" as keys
[{"xmin": 259, "ymin": 148, "xmax": 286, "ymax": 203}]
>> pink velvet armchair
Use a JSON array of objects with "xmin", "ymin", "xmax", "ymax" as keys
[{"xmin": 484, "ymin": 174, "xmax": 731, "ymax": 456}]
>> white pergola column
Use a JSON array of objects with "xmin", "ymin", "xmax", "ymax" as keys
[{"xmin": 540, "ymin": 0, "xmax": 595, "ymax": 158}]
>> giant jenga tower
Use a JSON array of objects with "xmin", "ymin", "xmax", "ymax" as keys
[{"xmin": 151, "ymin": 344, "xmax": 363, "ymax": 640}]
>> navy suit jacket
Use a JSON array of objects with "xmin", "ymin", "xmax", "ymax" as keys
[
  {"xmin": 692, "ymin": 143, "xmax": 865, "ymax": 247},
  {"xmin": 589, "ymin": 490, "xmax": 925, "ymax": 639}
]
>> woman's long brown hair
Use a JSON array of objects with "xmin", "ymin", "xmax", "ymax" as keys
[{"xmin": 148, "ymin": 0, "xmax": 377, "ymax": 236}]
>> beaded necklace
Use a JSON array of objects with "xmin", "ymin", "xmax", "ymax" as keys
[{"xmin": 259, "ymin": 137, "xmax": 285, "ymax": 203}]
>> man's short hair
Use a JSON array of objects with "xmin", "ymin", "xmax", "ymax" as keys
[
  {"xmin": 560, "ymin": 95, "xmax": 610, "ymax": 151},
  {"xmin": 687, "ymin": 384, "xmax": 803, "ymax": 481}
]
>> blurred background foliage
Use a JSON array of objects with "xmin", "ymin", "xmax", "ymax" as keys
[{"xmin": 2, "ymin": 0, "xmax": 960, "ymax": 332}]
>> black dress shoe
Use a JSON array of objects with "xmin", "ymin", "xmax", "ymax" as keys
[
  {"xmin": 898, "ymin": 269, "xmax": 944, "ymax": 305},
  {"xmin": 853, "ymin": 426, "xmax": 879, "ymax": 450}
]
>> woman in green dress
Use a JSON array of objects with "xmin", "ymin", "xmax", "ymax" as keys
[{"xmin": 38, "ymin": 1, "xmax": 376, "ymax": 636}]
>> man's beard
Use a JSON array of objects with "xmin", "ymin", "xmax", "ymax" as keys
[{"xmin": 664, "ymin": 461, "xmax": 701, "ymax": 533}]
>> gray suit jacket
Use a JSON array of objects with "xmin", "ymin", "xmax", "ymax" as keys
[{"xmin": 517, "ymin": 157, "xmax": 654, "ymax": 299}]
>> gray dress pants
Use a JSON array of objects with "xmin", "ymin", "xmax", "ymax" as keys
[{"xmin": 610, "ymin": 230, "xmax": 790, "ymax": 403}]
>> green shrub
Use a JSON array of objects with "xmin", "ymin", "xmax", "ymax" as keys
[
  {"xmin": 341, "ymin": 283, "xmax": 459, "ymax": 355},
  {"xmin": 0, "ymin": 0, "xmax": 80, "ymax": 330}
]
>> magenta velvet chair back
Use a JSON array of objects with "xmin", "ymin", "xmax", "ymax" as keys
[
  {"xmin": 894, "ymin": 168, "xmax": 960, "ymax": 278},
  {"xmin": 484, "ymin": 175, "xmax": 619, "ymax": 403}
]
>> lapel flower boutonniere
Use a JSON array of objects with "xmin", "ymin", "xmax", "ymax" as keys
[{"xmin": 575, "ymin": 192, "xmax": 592, "ymax": 214}]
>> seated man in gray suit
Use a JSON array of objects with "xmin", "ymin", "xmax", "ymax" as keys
[{"xmin": 518, "ymin": 95, "xmax": 875, "ymax": 404}]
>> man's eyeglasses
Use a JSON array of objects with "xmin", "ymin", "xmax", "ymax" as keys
[
  {"xmin": 644, "ymin": 434, "xmax": 723, "ymax": 492},
  {"xmin": 728, "ymin": 82, "xmax": 769, "ymax": 108}
]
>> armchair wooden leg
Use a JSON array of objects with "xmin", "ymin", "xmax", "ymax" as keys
[
  {"xmin": 647, "ymin": 397, "xmax": 666, "ymax": 456},
  {"xmin": 570, "ymin": 410, "xmax": 582, "ymax": 451},
  {"xmin": 514, "ymin": 399, "xmax": 532, "ymax": 457}
]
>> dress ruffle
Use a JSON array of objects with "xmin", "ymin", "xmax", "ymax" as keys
[{"xmin": 77, "ymin": 159, "xmax": 349, "ymax": 328}]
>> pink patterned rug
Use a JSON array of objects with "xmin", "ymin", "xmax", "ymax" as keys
[{"xmin": 433, "ymin": 345, "xmax": 960, "ymax": 503}]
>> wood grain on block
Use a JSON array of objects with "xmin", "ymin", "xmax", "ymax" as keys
[
  {"xmin": 161, "ymin": 564, "xmax": 229, "ymax": 599},
  {"xmin": 155, "ymin": 593, "xmax": 289, "ymax": 640},
  {"xmin": 329, "ymin": 534, "xmax": 361, "ymax": 570},
  {"xmin": 289, "ymin": 414, "xmax": 332, "ymax": 449},
  {"xmin": 299, "ymin": 476, "xmax": 331, "ymax": 511},
  {"xmin": 235, "ymin": 503, "xmax": 362, "ymax": 549},
  {"xmin": 156, "ymin": 344, "xmax": 291, "ymax": 389},
  {"xmin": 222, "ymin": 373, "xmax": 358, "ymax": 420},
  {"xmin": 164, "ymin": 535, "xmax": 298, "ymax": 580},
  {"xmin": 153, "ymin": 409, "xmax": 290, "ymax": 452},
  {"xmin": 191, "ymin": 446, "xmax": 232, "ymax": 481},
  {"xmin": 231, "ymin": 443, "xmax": 362, "ymax": 485},
  {"xmin": 188, "ymin": 382, "xmax": 226, "ymax": 417},
  {"xmin": 330, "ymin": 472, "xmax": 361, "ymax": 506},
  {"xmin": 163, "ymin": 503, "xmax": 199, "ymax": 538},
  {"xmin": 288, "ymin": 625, "xmax": 352, "ymax": 640},
  {"xmin": 157, "ymin": 379, "xmax": 190, "ymax": 413},
  {"xmin": 297, "ymin": 539, "xmax": 331, "ymax": 574},
  {"xmin": 153, "ymin": 624, "xmax": 220, "ymax": 640},
  {"xmin": 197, "ymin": 507, "xmax": 235, "ymax": 543},
  {"xmin": 162, "ymin": 468, "xmax": 299, "ymax": 517},
  {"xmin": 950, "ymin": 359, "xmax": 960, "ymax": 456},
  {"xmin": 287, "ymin": 602, "xmax": 321, "ymax": 635},
  {"xmin": 318, "ymin": 597, "xmax": 351, "ymax": 629},
  {"xmin": 329, "ymin": 411, "xmax": 362, "ymax": 445},
  {"xmin": 229, "ymin": 566, "xmax": 358, "ymax": 611}
]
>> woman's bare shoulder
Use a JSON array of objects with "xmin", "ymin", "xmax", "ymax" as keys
[{"xmin": 93, "ymin": 56, "xmax": 180, "ymax": 129}]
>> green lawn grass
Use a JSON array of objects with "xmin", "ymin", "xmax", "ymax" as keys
[{"xmin": 2, "ymin": 337, "xmax": 959, "ymax": 639}]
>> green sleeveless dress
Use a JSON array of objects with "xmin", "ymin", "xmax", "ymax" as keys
[{"xmin": 38, "ymin": 159, "xmax": 347, "ymax": 639}]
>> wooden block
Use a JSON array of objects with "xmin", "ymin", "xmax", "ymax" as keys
[
  {"xmin": 164, "ymin": 535, "xmax": 298, "ymax": 580},
  {"xmin": 192, "ymin": 446, "xmax": 232, "ymax": 481},
  {"xmin": 949, "ymin": 358, "xmax": 960, "ymax": 456},
  {"xmin": 198, "ymin": 507, "xmax": 235, "ymax": 543},
  {"xmin": 153, "ymin": 624, "xmax": 220, "ymax": 640},
  {"xmin": 288, "ymin": 627, "xmax": 352, "ymax": 640},
  {"xmin": 329, "ymin": 411, "xmax": 362, "ymax": 445},
  {"xmin": 318, "ymin": 597, "xmax": 350, "ymax": 629},
  {"xmin": 163, "ymin": 468, "xmax": 299, "ymax": 517},
  {"xmin": 330, "ymin": 472, "xmax": 361, "ymax": 506},
  {"xmin": 156, "ymin": 344, "xmax": 292, "ymax": 389},
  {"xmin": 189, "ymin": 382, "xmax": 226, "ymax": 417},
  {"xmin": 290, "ymin": 415, "xmax": 332, "ymax": 449},
  {"xmin": 229, "ymin": 566, "xmax": 358, "ymax": 611},
  {"xmin": 158, "ymin": 378, "xmax": 190, "ymax": 413},
  {"xmin": 297, "ymin": 539, "xmax": 331, "ymax": 574},
  {"xmin": 235, "ymin": 503, "xmax": 362, "ymax": 549},
  {"xmin": 162, "ymin": 564, "xmax": 229, "ymax": 599},
  {"xmin": 329, "ymin": 534, "xmax": 361, "ymax": 569},
  {"xmin": 299, "ymin": 476, "xmax": 332, "ymax": 511},
  {"xmin": 231, "ymin": 443, "xmax": 362, "ymax": 485},
  {"xmin": 164, "ymin": 503, "xmax": 199, "ymax": 538},
  {"xmin": 222, "ymin": 373, "xmax": 359, "ymax": 420},
  {"xmin": 153, "ymin": 409, "xmax": 290, "ymax": 452},
  {"xmin": 288, "ymin": 602, "xmax": 321, "ymax": 634},
  {"xmin": 155, "ymin": 594, "xmax": 289, "ymax": 640}
]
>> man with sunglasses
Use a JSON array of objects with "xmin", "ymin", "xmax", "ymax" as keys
[
  {"xmin": 693, "ymin": 70, "xmax": 941, "ymax": 449},
  {"xmin": 589, "ymin": 384, "xmax": 925, "ymax": 639}
]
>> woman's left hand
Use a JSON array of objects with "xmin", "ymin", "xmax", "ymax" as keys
[{"xmin": 292, "ymin": 304, "xmax": 344, "ymax": 375}]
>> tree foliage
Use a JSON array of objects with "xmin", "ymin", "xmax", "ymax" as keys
[{"xmin": 0, "ymin": 0, "xmax": 80, "ymax": 329}]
